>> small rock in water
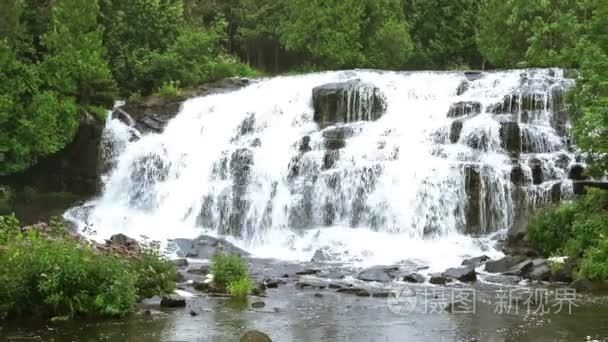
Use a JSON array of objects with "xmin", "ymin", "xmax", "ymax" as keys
[
  {"xmin": 503, "ymin": 259, "xmax": 533, "ymax": 277},
  {"xmin": 429, "ymin": 273, "xmax": 450, "ymax": 285},
  {"xmin": 251, "ymin": 301, "xmax": 266, "ymax": 308},
  {"xmin": 485, "ymin": 256, "xmax": 525, "ymax": 273},
  {"xmin": 240, "ymin": 330, "xmax": 272, "ymax": 342},
  {"xmin": 314, "ymin": 293, "xmax": 324, "ymax": 298},
  {"xmin": 402, "ymin": 273, "xmax": 425, "ymax": 283},
  {"xmin": 189, "ymin": 310, "xmax": 198, "ymax": 316},
  {"xmin": 357, "ymin": 266, "xmax": 397, "ymax": 283},
  {"xmin": 442, "ymin": 266, "xmax": 476, "ymax": 282},
  {"xmin": 311, "ymin": 249, "xmax": 331, "ymax": 263},
  {"xmin": 461, "ymin": 255, "xmax": 490, "ymax": 268},
  {"xmin": 172, "ymin": 258, "xmax": 189, "ymax": 268},
  {"xmin": 160, "ymin": 294, "xmax": 186, "ymax": 308},
  {"xmin": 295, "ymin": 269, "xmax": 320, "ymax": 276}
]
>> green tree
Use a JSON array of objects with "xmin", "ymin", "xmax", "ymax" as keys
[
  {"xmin": 41, "ymin": 0, "xmax": 117, "ymax": 110},
  {"xmin": 279, "ymin": 0, "xmax": 366, "ymax": 69},
  {"xmin": 405, "ymin": 0, "xmax": 481, "ymax": 68}
]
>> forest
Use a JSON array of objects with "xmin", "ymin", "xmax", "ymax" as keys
[{"xmin": 0, "ymin": 0, "xmax": 606, "ymax": 176}]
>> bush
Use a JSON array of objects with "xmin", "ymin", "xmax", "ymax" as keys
[
  {"xmin": 0, "ymin": 216, "xmax": 177, "ymax": 319},
  {"xmin": 227, "ymin": 277, "xmax": 252, "ymax": 299},
  {"xmin": 211, "ymin": 253, "xmax": 249, "ymax": 289},
  {"xmin": 129, "ymin": 240, "xmax": 177, "ymax": 299},
  {"xmin": 156, "ymin": 81, "xmax": 181, "ymax": 99},
  {"xmin": 526, "ymin": 189, "xmax": 608, "ymax": 281}
]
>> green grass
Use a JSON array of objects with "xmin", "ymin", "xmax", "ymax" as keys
[
  {"xmin": 211, "ymin": 253, "xmax": 251, "ymax": 299},
  {"xmin": 227, "ymin": 277, "xmax": 252, "ymax": 299}
]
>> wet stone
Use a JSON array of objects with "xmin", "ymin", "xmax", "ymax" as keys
[
  {"xmin": 442, "ymin": 266, "xmax": 476, "ymax": 282},
  {"xmin": 160, "ymin": 294, "xmax": 186, "ymax": 308},
  {"xmin": 461, "ymin": 255, "xmax": 490, "ymax": 268},
  {"xmin": 447, "ymin": 101, "xmax": 481, "ymax": 118},
  {"xmin": 357, "ymin": 266, "xmax": 398, "ymax": 283},
  {"xmin": 485, "ymin": 256, "xmax": 526, "ymax": 273},
  {"xmin": 402, "ymin": 273, "xmax": 425, "ymax": 283},
  {"xmin": 429, "ymin": 273, "xmax": 450, "ymax": 285}
]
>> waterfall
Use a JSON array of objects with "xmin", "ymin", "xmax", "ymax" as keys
[{"xmin": 65, "ymin": 69, "xmax": 576, "ymax": 270}]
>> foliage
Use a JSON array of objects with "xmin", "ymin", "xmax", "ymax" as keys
[
  {"xmin": 211, "ymin": 253, "xmax": 249, "ymax": 289},
  {"xmin": 526, "ymin": 189, "xmax": 608, "ymax": 280},
  {"xmin": 128, "ymin": 240, "xmax": 177, "ymax": 299},
  {"xmin": 579, "ymin": 236, "xmax": 608, "ymax": 281},
  {"xmin": 227, "ymin": 277, "xmax": 252, "ymax": 299},
  {"xmin": 157, "ymin": 81, "xmax": 182, "ymax": 99},
  {"xmin": 0, "ymin": 216, "xmax": 177, "ymax": 319}
]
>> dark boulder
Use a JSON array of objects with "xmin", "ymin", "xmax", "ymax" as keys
[
  {"xmin": 322, "ymin": 126, "xmax": 355, "ymax": 150},
  {"xmin": 311, "ymin": 249, "xmax": 331, "ymax": 263},
  {"xmin": 187, "ymin": 265, "xmax": 211, "ymax": 275},
  {"xmin": 322, "ymin": 150, "xmax": 340, "ymax": 169},
  {"xmin": 429, "ymin": 273, "xmax": 450, "ymax": 285},
  {"xmin": 108, "ymin": 233, "xmax": 139, "ymax": 250},
  {"xmin": 483, "ymin": 274, "xmax": 522, "ymax": 285},
  {"xmin": 463, "ymin": 164, "xmax": 481, "ymax": 234},
  {"xmin": 336, "ymin": 287, "xmax": 371, "ymax": 297},
  {"xmin": 464, "ymin": 71, "xmax": 483, "ymax": 81},
  {"xmin": 550, "ymin": 258, "xmax": 577, "ymax": 282},
  {"xmin": 503, "ymin": 259, "xmax": 533, "ymax": 276},
  {"xmin": 172, "ymin": 235, "xmax": 249, "ymax": 259},
  {"xmin": 485, "ymin": 256, "xmax": 526, "ymax": 273},
  {"xmin": 529, "ymin": 263, "xmax": 551, "ymax": 281},
  {"xmin": 568, "ymin": 164, "xmax": 587, "ymax": 181},
  {"xmin": 456, "ymin": 80, "xmax": 469, "ymax": 95},
  {"xmin": 447, "ymin": 101, "xmax": 481, "ymax": 118},
  {"xmin": 357, "ymin": 266, "xmax": 398, "ymax": 282},
  {"xmin": 172, "ymin": 258, "xmax": 189, "ymax": 268},
  {"xmin": 529, "ymin": 158, "xmax": 543, "ymax": 185},
  {"xmin": 240, "ymin": 330, "xmax": 272, "ymax": 342},
  {"xmin": 442, "ymin": 266, "xmax": 476, "ymax": 282},
  {"xmin": 312, "ymin": 80, "xmax": 386, "ymax": 126},
  {"xmin": 499, "ymin": 121, "xmax": 522, "ymax": 155},
  {"xmin": 160, "ymin": 294, "xmax": 186, "ymax": 308},
  {"xmin": 461, "ymin": 255, "xmax": 490, "ymax": 268},
  {"xmin": 510, "ymin": 164, "xmax": 526, "ymax": 186},
  {"xmin": 449, "ymin": 119, "xmax": 464, "ymax": 143},
  {"xmin": 402, "ymin": 273, "xmax": 425, "ymax": 283},
  {"xmin": 299, "ymin": 136, "xmax": 312, "ymax": 153}
]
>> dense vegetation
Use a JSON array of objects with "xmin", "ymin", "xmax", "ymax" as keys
[
  {"xmin": 0, "ymin": 215, "xmax": 176, "ymax": 319},
  {"xmin": 527, "ymin": 189, "xmax": 608, "ymax": 281},
  {"xmin": 1, "ymin": 0, "xmax": 606, "ymax": 176},
  {"xmin": 212, "ymin": 253, "xmax": 252, "ymax": 299}
]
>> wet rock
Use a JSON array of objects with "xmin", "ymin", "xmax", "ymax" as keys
[
  {"xmin": 503, "ymin": 259, "xmax": 533, "ymax": 276},
  {"xmin": 571, "ymin": 278, "xmax": 608, "ymax": 292},
  {"xmin": 160, "ymin": 294, "xmax": 186, "ymax": 307},
  {"xmin": 529, "ymin": 264, "xmax": 551, "ymax": 281},
  {"xmin": 189, "ymin": 310, "xmax": 198, "ymax": 316},
  {"xmin": 456, "ymin": 80, "xmax": 469, "ymax": 95},
  {"xmin": 372, "ymin": 291, "xmax": 390, "ymax": 298},
  {"xmin": 172, "ymin": 258, "xmax": 189, "ymax": 268},
  {"xmin": 263, "ymin": 278, "xmax": 284, "ymax": 288},
  {"xmin": 402, "ymin": 273, "xmax": 425, "ymax": 283},
  {"xmin": 311, "ymin": 249, "xmax": 331, "ymax": 263},
  {"xmin": 238, "ymin": 113, "xmax": 256, "ymax": 136},
  {"xmin": 295, "ymin": 269, "xmax": 320, "ymax": 276},
  {"xmin": 107, "ymin": 233, "xmax": 139, "ymax": 250},
  {"xmin": 322, "ymin": 126, "xmax": 355, "ymax": 151},
  {"xmin": 357, "ymin": 266, "xmax": 398, "ymax": 283},
  {"xmin": 296, "ymin": 280, "xmax": 326, "ymax": 290},
  {"xmin": 463, "ymin": 164, "xmax": 481, "ymax": 234},
  {"xmin": 483, "ymin": 274, "xmax": 522, "ymax": 285},
  {"xmin": 299, "ymin": 136, "xmax": 312, "ymax": 153},
  {"xmin": 485, "ymin": 256, "xmax": 526, "ymax": 273},
  {"xmin": 510, "ymin": 164, "xmax": 526, "ymax": 186},
  {"xmin": 187, "ymin": 265, "xmax": 210, "ymax": 275},
  {"xmin": 464, "ymin": 71, "xmax": 483, "ymax": 81},
  {"xmin": 442, "ymin": 266, "xmax": 476, "ymax": 282},
  {"xmin": 251, "ymin": 301, "xmax": 266, "ymax": 309},
  {"xmin": 449, "ymin": 119, "xmax": 464, "ymax": 143},
  {"xmin": 337, "ymin": 287, "xmax": 371, "ymax": 297},
  {"xmin": 312, "ymin": 80, "xmax": 386, "ymax": 126},
  {"xmin": 141, "ymin": 296, "xmax": 162, "ymax": 306},
  {"xmin": 447, "ymin": 101, "xmax": 481, "ymax": 118},
  {"xmin": 529, "ymin": 158, "xmax": 543, "ymax": 185},
  {"xmin": 568, "ymin": 164, "xmax": 587, "ymax": 181},
  {"xmin": 429, "ymin": 273, "xmax": 450, "ymax": 285},
  {"xmin": 323, "ymin": 150, "xmax": 340, "ymax": 169},
  {"xmin": 502, "ymin": 245, "xmax": 540, "ymax": 258},
  {"xmin": 461, "ymin": 255, "xmax": 490, "ymax": 268},
  {"xmin": 550, "ymin": 258, "xmax": 576, "ymax": 282},
  {"xmin": 240, "ymin": 330, "xmax": 272, "ymax": 342},
  {"xmin": 314, "ymin": 293, "xmax": 324, "ymax": 298},
  {"xmin": 176, "ymin": 271, "xmax": 186, "ymax": 283},
  {"xmin": 499, "ymin": 121, "xmax": 522, "ymax": 155},
  {"xmin": 172, "ymin": 235, "xmax": 249, "ymax": 259}
]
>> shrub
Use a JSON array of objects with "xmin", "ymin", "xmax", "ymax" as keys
[
  {"xmin": 211, "ymin": 253, "xmax": 249, "ymax": 289},
  {"xmin": 0, "ymin": 216, "xmax": 177, "ymax": 319},
  {"xmin": 227, "ymin": 277, "xmax": 252, "ymax": 299},
  {"xmin": 156, "ymin": 81, "xmax": 181, "ymax": 99},
  {"xmin": 526, "ymin": 189, "xmax": 608, "ymax": 281},
  {"xmin": 129, "ymin": 240, "xmax": 177, "ymax": 299}
]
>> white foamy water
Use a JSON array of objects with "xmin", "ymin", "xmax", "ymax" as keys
[{"xmin": 65, "ymin": 69, "xmax": 575, "ymax": 272}]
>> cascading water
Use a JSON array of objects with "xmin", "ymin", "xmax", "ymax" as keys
[{"xmin": 66, "ymin": 69, "xmax": 577, "ymax": 272}]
